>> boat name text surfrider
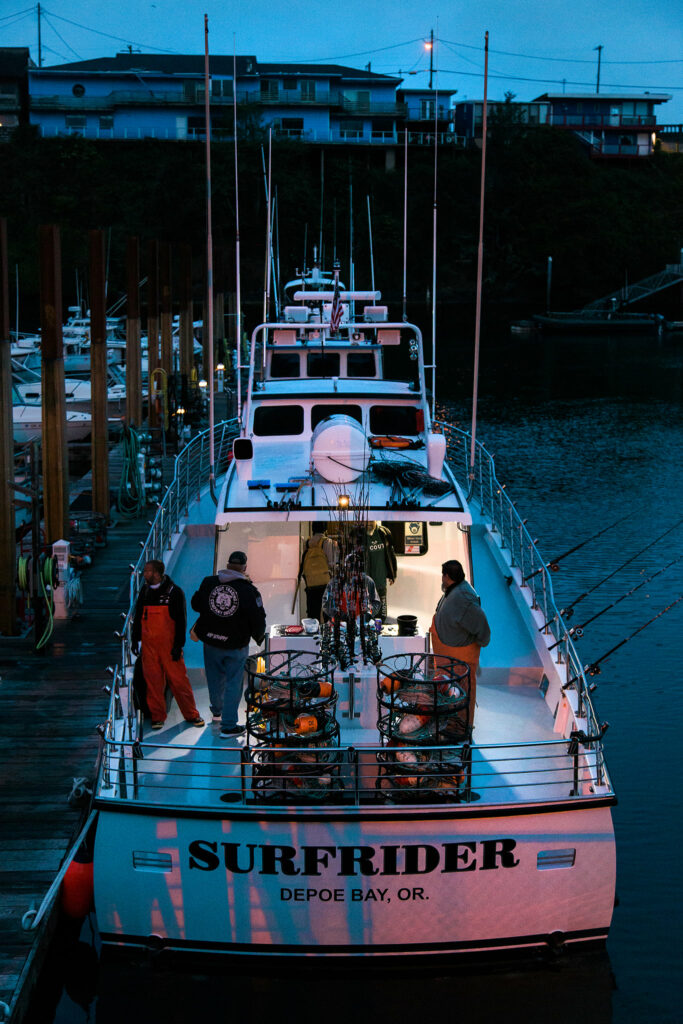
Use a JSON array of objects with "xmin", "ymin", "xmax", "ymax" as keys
[{"xmin": 188, "ymin": 840, "xmax": 520, "ymax": 875}]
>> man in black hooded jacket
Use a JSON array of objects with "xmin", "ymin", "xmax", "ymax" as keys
[{"xmin": 190, "ymin": 551, "xmax": 266, "ymax": 738}]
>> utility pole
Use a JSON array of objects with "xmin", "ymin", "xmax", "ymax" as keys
[
  {"xmin": 594, "ymin": 45, "xmax": 603, "ymax": 94},
  {"xmin": 428, "ymin": 29, "xmax": 434, "ymax": 89},
  {"xmin": 37, "ymin": 3, "xmax": 42, "ymax": 68}
]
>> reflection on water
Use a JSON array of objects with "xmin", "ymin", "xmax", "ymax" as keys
[{"xmin": 25, "ymin": 332, "xmax": 683, "ymax": 1024}]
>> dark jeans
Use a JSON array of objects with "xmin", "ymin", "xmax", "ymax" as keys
[{"xmin": 305, "ymin": 585, "xmax": 325, "ymax": 620}]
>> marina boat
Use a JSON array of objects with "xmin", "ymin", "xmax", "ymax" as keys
[
  {"xmin": 12, "ymin": 386, "xmax": 93, "ymax": 444},
  {"xmin": 13, "ymin": 364, "xmax": 128, "ymax": 418},
  {"xmin": 93, "ymin": 278, "xmax": 617, "ymax": 960}
]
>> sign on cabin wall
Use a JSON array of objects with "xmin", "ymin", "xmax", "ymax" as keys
[{"xmin": 405, "ymin": 522, "xmax": 423, "ymax": 554}]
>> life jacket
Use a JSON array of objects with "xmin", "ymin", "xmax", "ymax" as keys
[{"xmin": 302, "ymin": 537, "xmax": 331, "ymax": 588}]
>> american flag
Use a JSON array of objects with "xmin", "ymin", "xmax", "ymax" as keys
[{"xmin": 329, "ymin": 275, "xmax": 343, "ymax": 333}]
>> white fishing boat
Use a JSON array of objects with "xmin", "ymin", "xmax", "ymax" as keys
[
  {"xmin": 13, "ymin": 364, "xmax": 128, "ymax": 418},
  {"xmin": 92, "ymin": 278, "xmax": 616, "ymax": 961},
  {"xmin": 12, "ymin": 385, "xmax": 93, "ymax": 444}
]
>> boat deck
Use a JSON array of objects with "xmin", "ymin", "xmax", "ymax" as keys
[{"xmin": 99, "ymin": 519, "xmax": 592, "ymax": 813}]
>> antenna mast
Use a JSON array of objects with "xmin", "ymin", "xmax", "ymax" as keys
[
  {"xmin": 429, "ymin": 27, "xmax": 439, "ymax": 418},
  {"xmin": 203, "ymin": 15, "xmax": 216, "ymax": 501},
  {"xmin": 233, "ymin": 39, "xmax": 243, "ymax": 429},
  {"xmin": 402, "ymin": 129, "xmax": 408, "ymax": 321},
  {"xmin": 468, "ymin": 31, "xmax": 489, "ymax": 490},
  {"xmin": 366, "ymin": 196, "xmax": 375, "ymax": 294}
]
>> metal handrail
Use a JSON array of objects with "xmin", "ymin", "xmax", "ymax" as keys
[
  {"xmin": 119, "ymin": 419, "xmax": 239, "ymax": 659},
  {"xmin": 436, "ymin": 421, "xmax": 607, "ymax": 783},
  {"xmin": 97, "ymin": 735, "xmax": 608, "ymax": 810}
]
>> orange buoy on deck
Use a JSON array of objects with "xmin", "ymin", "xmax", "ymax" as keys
[{"xmin": 60, "ymin": 854, "xmax": 94, "ymax": 919}]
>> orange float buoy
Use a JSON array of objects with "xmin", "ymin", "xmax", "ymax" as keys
[{"xmin": 60, "ymin": 856, "xmax": 94, "ymax": 919}]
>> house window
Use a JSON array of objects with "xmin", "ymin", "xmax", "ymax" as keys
[
  {"xmin": 260, "ymin": 79, "xmax": 279, "ymax": 100},
  {"xmin": 65, "ymin": 115, "xmax": 87, "ymax": 136},
  {"xmin": 99, "ymin": 116, "xmax": 114, "ymax": 132},
  {"xmin": 420, "ymin": 99, "xmax": 435, "ymax": 120},
  {"xmin": 281, "ymin": 117, "xmax": 304, "ymax": 136},
  {"xmin": 283, "ymin": 77, "xmax": 298, "ymax": 91},
  {"xmin": 301, "ymin": 81, "xmax": 316, "ymax": 101},
  {"xmin": 356, "ymin": 91, "xmax": 370, "ymax": 111},
  {"xmin": 340, "ymin": 119, "xmax": 363, "ymax": 139},
  {"xmin": 211, "ymin": 79, "xmax": 233, "ymax": 99},
  {"xmin": 72, "ymin": 83, "xmax": 85, "ymax": 98}
]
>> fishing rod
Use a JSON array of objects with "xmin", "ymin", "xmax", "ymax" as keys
[
  {"xmin": 524, "ymin": 508, "xmax": 637, "ymax": 582},
  {"xmin": 549, "ymin": 552, "xmax": 683, "ymax": 649},
  {"xmin": 558, "ymin": 516, "xmax": 683, "ymax": 620},
  {"xmin": 562, "ymin": 593, "xmax": 683, "ymax": 689}
]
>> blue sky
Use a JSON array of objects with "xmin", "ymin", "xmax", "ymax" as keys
[{"xmin": 3, "ymin": 0, "xmax": 682, "ymax": 121}]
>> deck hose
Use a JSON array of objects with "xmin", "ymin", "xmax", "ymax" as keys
[
  {"xmin": 117, "ymin": 426, "xmax": 146, "ymax": 520},
  {"xmin": 17, "ymin": 554, "xmax": 56, "ymax": 650}
]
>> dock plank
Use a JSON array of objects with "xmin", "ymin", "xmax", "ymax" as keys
[{"xmin": 0, "ymin": 480, "xmax": 156, "ymax": 1024}]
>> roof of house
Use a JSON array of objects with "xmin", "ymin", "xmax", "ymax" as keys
[
  {"xmin": 39, "ymin": 54, "xmax": 259, "ymax": 76},
  {"xmin": 36, "ymin": 54, "xmax": 401, "ymax": 84},
  {"xmin": 534, "ymin": 91, "xmax": 672, "ymax": 103},
  {"xmin": 397, "ymin": 88, "xmax": 457, "ymax": 96},
  {"xmin": 255, "ymin": 62, "xmax": 401, "ymax": 83},
  {"xmin": 0, "ymin": 47, "xmax": 33, "ymax": 76}
]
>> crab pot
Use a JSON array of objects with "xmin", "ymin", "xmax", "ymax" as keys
[
  {"xmin": 245, "ymin": 649, "xmax": 342, "ymax": 800},
  {"xmin": 249, "ymin": 738, "xmax": 345, "ymax": 803},
  {"xmin": 375, "ymin": 741, "xmax": 471, "ymax": 803}
]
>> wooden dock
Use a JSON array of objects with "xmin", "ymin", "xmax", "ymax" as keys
[{"xmin": 0, "ymin": 505, "xmax": 154, "ymax": 1022}]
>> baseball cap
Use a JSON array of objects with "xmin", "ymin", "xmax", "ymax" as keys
[{"xmin": 228, "ymin": 550, "xmax": 247, "ymax": 566}]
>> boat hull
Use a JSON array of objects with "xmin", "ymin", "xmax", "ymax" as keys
[{"xmin": 93, "ymin": 802, "xmax": 616, "ymax": 958}]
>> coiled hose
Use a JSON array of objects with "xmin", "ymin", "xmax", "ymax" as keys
[
  {"xmin": 117, "ymin": 426, "xmax": 146, "ymax": 520},
  {"xmin": 17, "ymin": 554, "xmax": 56, "ymax": 650}
]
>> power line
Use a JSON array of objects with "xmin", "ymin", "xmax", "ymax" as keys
[
  {"xmin": 40, "ymin": 7, "xmax": 179, "ymax": 54},
  {"xmin": 440, "ymin": 36, "xmax": 683, "ymax": 65},
  {"xmin": 42, "ymin": 12, "xmax": 83, "ymax": 61}
]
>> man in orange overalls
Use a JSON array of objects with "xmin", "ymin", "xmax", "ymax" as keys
[
  {"xmin": 430, "ymin": 559, "xmax": 490, "ymax": 728},
  {"xmin": 132, "ymin": 560, "xmax": 204, "ymax": 730}
]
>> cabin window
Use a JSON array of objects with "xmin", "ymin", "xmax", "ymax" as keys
[
  {"xmin": 383, "ymin": 521, "xmax": 429, "ymax": 556},
  {"xmin": 307, "ymin": 352, "xmax": 340, "ymax": 377},
  {"xmin": 347, "ymin": 351, "xmax": 376, "ymax": 377},
  {"xmin": 253, "ymin": 405, "xmax": 304, "ymax": 436},
  {"xmin": 311, "ymin": 404, "xmax": 362, "ymax": 431},
  {"xmin": 370, "ymin": 405, "xmax": 419, "ymax": 436},
  {"xmin": 270, "ymin": 352, "xmax": 301, "ymax": 378}
]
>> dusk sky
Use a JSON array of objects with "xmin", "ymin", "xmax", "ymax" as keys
[{"xmin": 3, "ymin": 0, "xmax": 682, "ymax": 121}]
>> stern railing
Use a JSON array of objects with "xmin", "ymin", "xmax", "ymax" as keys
[{"xmin": 437, "ymin": 421, "xmax": 608, "ymax": 786}]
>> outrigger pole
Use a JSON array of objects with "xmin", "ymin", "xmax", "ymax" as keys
[
  {"xmin": 203, "ymin": 14, "xmax": 217, "ymax": 503},
  {"xmin": 233, "ymin": 37, "xmax": 243, "ymax": 429},
  {"xmin": 430, "ymin": 47, "xmax": 438, "ymax": 419},
  {"xmin": 468, "ymin": 30, "xmax": 489, "ymax": 494},
  {"xmin": 402, "ymin": 129, "xmax": 408, "ymax": 322}
]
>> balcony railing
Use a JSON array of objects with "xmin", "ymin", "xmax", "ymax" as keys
[{"xmin": 548, "ymin": 112, "xmax": 656, "ymax": 128}]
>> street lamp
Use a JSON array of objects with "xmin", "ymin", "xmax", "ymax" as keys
[{"xmin": 216, "ymin": 363, "xmax": 225, "ymax": 392}]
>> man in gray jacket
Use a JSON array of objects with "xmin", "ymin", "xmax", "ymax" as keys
[{"xmin": 430, "ymin": 559, "xmax": 490, "ymax": 722}]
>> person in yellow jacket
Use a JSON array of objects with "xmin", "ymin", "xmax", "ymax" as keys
[
  {"xmin": 430, "ymin": 559, "xmax": 490, "ymax": 725},
  {"xmin": 299, "ymin": 522, "xmax": 338, "ymax": 620}
]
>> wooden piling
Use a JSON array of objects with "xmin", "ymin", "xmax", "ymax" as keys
[
  {"xmin": 0, "ymin": 218, "xmax": 16, "ymax": 636},
  {"xmin": 89, "ymin": 229, "xmax": 109, "ymax": 519},
  {"xmin": 125, "ymin": 236, "xmax": 142, "ymax": 428},
  {"xmin": 159, "ymin": 241, "xmax": 172, "ymax": 378},
  {"xmin": 146, "ymin": 239, "xmax": 159, "ymax": 429},
  {"xmin": 39, "ymin": 225, "xmax": 69, "ymax": 545}
]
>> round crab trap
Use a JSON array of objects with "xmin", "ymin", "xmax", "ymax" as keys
[
  {"xmin": 244, "ymin": 650, "xmax": 343, "ymax": 802},
  {"xmin": 376, "ymin": 741, "xmax": 471, "ymax": 804},
  {"xmin": 376, "ymin": 652, "xmax": 472, "ymax": 746}
]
